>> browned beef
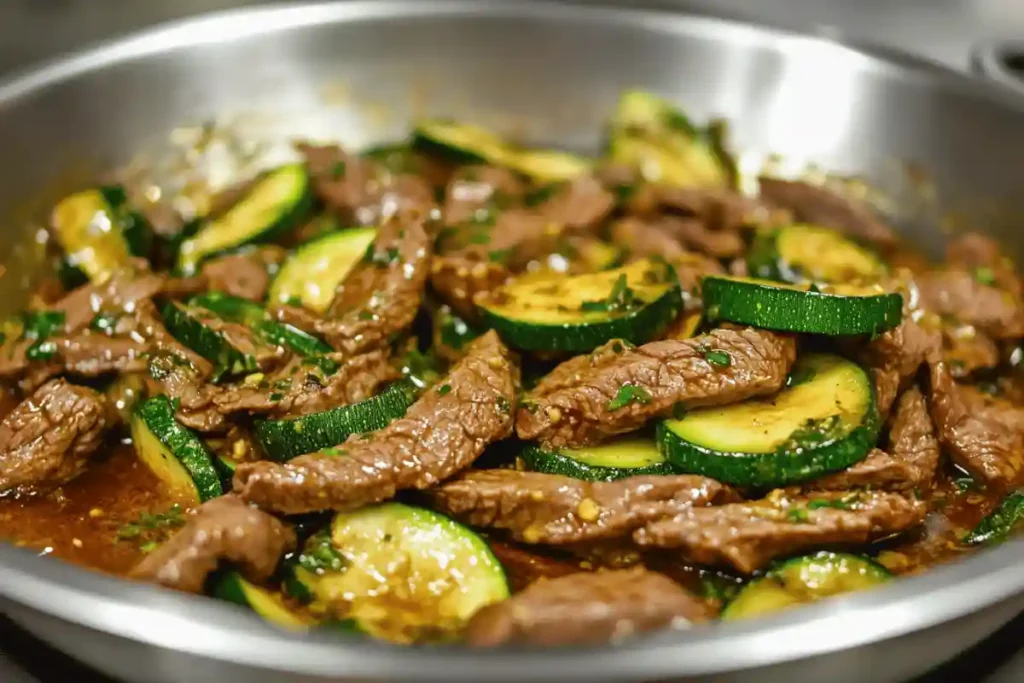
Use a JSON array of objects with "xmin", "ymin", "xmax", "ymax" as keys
[
  {"xmin": 945, "ymin": 232, "xmax": 1021, "ymax": 297},
  {"xmin": 757, "ymin": 177, "xmax": 897, "ymax": 245},
  {"xmin": 656, "ymin": 185, "xmax": 781, "ymax": 233},
  {"xmin": 533, "ymin": 175, "xmax": 615, "ymax": 231},
  {"xmin": 131, "ymin": 299, "xmax": 214, "ymax": 375},
  {"xmin": 0, "ymin": 379, "xmax": 108, "ymax": 493},
  {"xmin": 179, "ymin": 305, "xmax": 286, "ymax": 372},
  {"xmin": 658, "ymin": 215, "xmax": 745, "ymax": 259},
  {"xmin": 51, "ymin": 334, "xmax": 150, "ymax": 376},
  {"xmin": 130, "ymin": 494, "xmax": 295, "ymax": 594},
  {"xmin": 430, "ymin": 254, "xmax": 510, "ymax": 319},
  {"xmin": 635, "ymin": 490, "xmax": 926, "ymax": 573},
  {"xmin": 431, "ymin": 469, "xmax": 736, "ymax": 545},
  {"xmin": 275, "ymin": 211, "xmax": 432, "ymax": 355},
  {"xmin": 234, "ymin": 331, "xmax": 518, "ymax": 513},
  {"xmin": 856, "ymin": 316, "xmax": 941, "ymax": 415},
  {"xmin": 611, "ymin": 217, "xmax": 686, "ymax": 259},
  {"xmin": 199, "ymin": 246, "xmax": 286, "ymax": 302},
  {"xmin": 465, "ymin": 567, "xmax": 711, "ymax": 647},
  {"xmin": 51, "ymin": 261, "xmax": 165, "ymax": 332},
  {"xmin": 442, "ymin": 166, "xmax": 524, "ymax": 225},
  {"xmin": 812, "ymin": 387, "xmax": 939, "ymax": 491},
  {"xmin": 928, "ymin": 362, "xmax": 1024, "ymax": 488},
  {"xmin": 145, "ymin": 352, "xmax": 223, "ymax": 432},
  {"xmin": 942, "ymin": 325, "xmax": 1000, "ymax": 378},
  {"xmin": 517, "ymin": 327, "xmax": 797, "ymax": 449},
  {"xmin": 212, "ymin": 349, "xmax": 399, "ymax": 418},
  {"xmin": 486, "ymin": 540, "xmax": 583, "ymax": 592},
  {"xmin": 916, "ymin": 269, "xmax": 1024, "ymax": 340},
  {"xmin": 298, "ymin": 143, "xmax": 434, "ymax": 225}
]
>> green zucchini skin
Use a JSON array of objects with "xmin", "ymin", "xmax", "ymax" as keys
[
  {"xmin": 160, "ymin": 301, "xmax": 261, "ymax": 382},
  {"xmin": 963, "ymin": 491, "xmax": 1024, "ymax": 545},
  {"xmin": 722, "ymin": 552, "xmax": 891, "ymax": 620},
  {"xmin": 747, "ymin": 224, "xmax": 887, "ymax": 285},
  {"xmin": 175, "ymin": 164, "xmax": 314, "ymax": 275},
  {"xmin": 188, "ymin": 292, "xmax": 332, "ymax": 358},
  {"xmin": 702, "ymin": 276, "xmax": 903, "ymax": 336},
  {"xmin": 658, "ymin": 354, "xmax": 881, "ymax": 488},
  {"xmin": 253, "ymin": 381, "xmax": 418, "ymax": 461},
  {"xmin": 131, "ymin": 395, "xmax": 222, "ymax": 503},
  {"xmin": 519, "ymin": 437, "xmax": 677, "ymax": 482},
  {"xmin": 478, "ymin": 259, "xmax": 682, "ymax": 353},
  {"xmin": 268, "ymin": 227, "xmax": 378, "ymax": 314},
  {"xmin": 214, "ymin": 571, "xmax": 311, "ymax": 630}
]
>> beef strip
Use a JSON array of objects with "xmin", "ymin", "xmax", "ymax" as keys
[
  {"xmin": 531, "ymin": 175, "xmax": 615, "ymax": 231},
  {"xmin": 635, "ymin": 490, "xmax": 926, "ymax": 573},
  {"xmin": 757, "ymin": 177, "xmax": 897, "ymax": 245},
  {"xmin": 0, "ymin": 379, "xmax": 108, "ymax": 493},
  {"xmin": 130, "ymin": 494, "xmax": 296, "ymax": 594},
  {"xmin": 928, "ymin": 361, "xmax": 1024, "ymax": 489},
  {"xmin": 916, "ymin": 269, "xmax": 1024, "ymax": 339},
  {"xmin": 430, "ymin": 469, "xmax": 736, "ymax": 545},
  {"xmin": 945, "ymin": 232, "xmax": 1021, "ymax": 298},
  {"xmin": 485, "ymin": 540, "xmax": 583, "ymax": 592},
  {"xmin": 812, "ymin": 386, "xmax": 939, "ymax": 491},
  {"xmin": 233, "ymin": 331, "xmax": 518, "ymax": 513},
  {"xmin": 655, "ymin": 185, "xmax": 782, "ymax": 233},
  {"xmin": 856, "ymin": 315, "xmax": 941, "ymax": 416},
  {"xmin": 145, "ymin": 352, "xmax": 224, "ymax": 432},
  {"xmin": 298, "ymin": 143, "xmax": 435, "ymax": 225},
  {"xmin": 517, "ymin": 327, "xmax": 797, "ymax": 449},
  {"xmin": 465, "ymin": 567, "xmax": 711, "ymax": 647},
  {"xmin": 198, "ymin": 246, "xmax": 287, "ymax": 302},
  {"xmin": 51, "ymin": 334, "xmax": 150, "ymax": 376},
  {"xmin": 941, "ymin": 324, "xmax": 1000, "ymax": 378},
  {"xmin": 211, "ymin": 348, "xmax": 399, "ymax": 418},
  {"xmin": 179, "ymin": 305, "xmax": 287, "ymax": 372},
  {"xmin": 442, "ymin": 165, "xmax": 524, "ymax": 225},
  {"xmin": 656, "ymin": 215, "xmax": 745, "ymax": 259},
  {"xmin": 610, "ymin": 217, "xmax": 686, "ymax": 260},
  {"xmin": 274, "ymin": 211, "xmax": 432, "ymax": 355},
  {"xmin": 430, "ymin": 254, "xmax": 510, "ymax": 319}
]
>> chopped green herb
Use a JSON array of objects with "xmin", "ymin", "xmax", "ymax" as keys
[
  {"xmin": 606, "ymin": 384, "xmax": 652, "ymax": 411},
  {"xmin": 322, "ymin": 446, "xmax": 347, "ymax": 457},
  {"xmin": 358, "ymin": 310, "xmax": 375, "ymax": 321},
  {"xmin": 438, "ymin": 384, "xmax": 452, "ymax": 396},
  {"xmin": 299, "ymin": 530, "xmax": 346, "ymax": 574},
  {"xmin": 580, "ymin": 274, "xmax": 643, "ymax": 313},
  {"xmin": 807, "ymin": 496, "xmax": 855, "ymax": 511},
  {"xmin": 496, "ymin": 396, "xmax": 510, "ymax": 415},
  {"xmin": 698, "ymin": 573, "xmax": 742, "ymax": 603},
  {"xmin": 370, "ymin": 246, "xmax": 400, "ymax": 267},
  {"xmin": 974, "ymin": 267, "xmax": 996, "ymax": 286},
  {"xmin": 269, "ymin": 392, "xmax": 284, "ymax": 401},
  {"xmin": 613, "ymin": 183, "xmax": 637, "ymax": 203},
  {"xmin": 26, "ymin": 340, "xmax": 58, "ymax": 361},
  {"xmin": 400, "ymin": 347, "xmax": 442, "ymax": 390},
  {"xmin": 487, "ymin": 247, "xmax": 514, "ymax": 264},
  {"xmin": 301, "ymin": 355, "xmax": 340, "ymax": 376},
  {"xmin": 439, "ymin": 308, "xmax": 480, "ymax": 351},
  {"xmin": 116, "ymin": 504, "xmax": 186, "ymax": 545},
  {"xmin": 330, "ymin": 160, "xmax": 347, "ymax": 179},
  {"xmin": 786, "ymin": 508, "xmax": 810, "ymax": 523},
  {"xmin": 89, "ymin": 312, "xmax": 121, "ymax": 334},
  {"xmin": 524, "ymin": 184, "xmax": 559, "ymax": 207},
  {"xmin": 702, "ymin": 348, "xmax": 731, "ymax": 368},
  {"xmin": 469, "ymin": 231, "xmax": 492, "ymax": 245}
]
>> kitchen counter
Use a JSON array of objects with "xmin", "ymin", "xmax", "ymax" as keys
[{"xmin": 1, "ymin": 1, "xmax": 1024, "ymax": 681}]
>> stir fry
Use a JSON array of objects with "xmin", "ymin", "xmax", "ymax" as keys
[{"xmin": 1, "ymin": 90, "xmax": 1022, "ymax": 647}]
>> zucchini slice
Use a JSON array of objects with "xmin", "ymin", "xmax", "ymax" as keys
[
  {"xmin": 131, "ymin": 395, "xmax": 222, "ymax": 504},
  {"xmin": 214, "ymin": 571, "xmax": 311, "ymax": 631},
  {"xmin": 253, "ymin": 381, "xmax": 418, "ymax": 461},
  {"xmin": 722, "ymin": 552, "xmax": 891, "ymax": 621},
  {"xmin": 748, "ymin": 224, "xmax": 887, "ymax": 285},
  {"xmin": 607, "ymin": 90, "xmax": 731, "ymax": 189},
  {"xmin": 478, "ymin": 258, "xmax": 682, "ymax": 352},
  {"xmin": 51, "ymin": 185, "xmax": 152, "ymax": 285},
  {"xmin": 188, "ymin": 292, "xmax": 332, "ymax": 358},
  {"xmin": 963, "ymin": 491, "xmax": 1024, "ymax": 545},
  {"xmin": 413, "ymin": 119, "xmax": 590, "ymax": 181},
  {"xmin": 658, "ymin": 353, "xmax": 880, "ymax": 488},
  {"xmin": 304, "ymin": 503, "xmax": 509, "ymax": 644},
  {"xmin": 268, "ymin": 227, "xmax": 378, "ymax": 313},
  {"xmin": 176, "ymin": 164, "xmax": 313, "ymax": 275},
  {"xmin": 702, "ymin": 275, "xmax": 903, "ymax": 336},
  {"xmin": 161, "ymin": 302, "xmax": 262, "ymax": 382},
  {"xmin": 520, "ymin": 434, "xmax": 676, "ymax": 482}
]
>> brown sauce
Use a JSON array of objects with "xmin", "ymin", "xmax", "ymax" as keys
[{"xmin": 0, "ymin": 443, "xmax": 182, "ymax": 576}]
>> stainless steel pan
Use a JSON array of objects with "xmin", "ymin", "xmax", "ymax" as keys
[{"xmin": 2, "ymin": 2, "xmax": 1024, "ymax": 681}]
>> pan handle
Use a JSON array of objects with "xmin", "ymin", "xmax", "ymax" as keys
[{"xmin": 970, "ymin": 39, "xmax": 1024, "ymax": 97}]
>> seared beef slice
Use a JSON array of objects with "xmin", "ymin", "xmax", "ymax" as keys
[
  {"xmin": 0, "ymin": 379, "xmax": 107, "ymax": 492},
  {"xmin": 517, "ymin": 327, "xmax": 796, "ymax": 449},
  {"xmin": 432, "ymin": 469, "xmax": 736, "ymax": 544},
  {"xmin": 234, "ymin": 331, "xmax": 518, "ymax": 513},
  {"xmin": 465, "ymin": 567, "xmax": 711, "ymax": 647},
  {"xmin": 131, "ymin": 494, "xmax": 295, "ymax": 593}
]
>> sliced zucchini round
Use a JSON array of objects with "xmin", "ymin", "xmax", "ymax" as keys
[
  {"xmin": 658, "ymin": 353, "xmax": 880, "ymax": 488},
  {"xmin": 131, "ymin": 395, "xmax": 222, "ymax": 504},
  {"xmin": 479, "ymin": 258, "xmax": 682, "ymax": 353},
  {"xmin": 520, "ymin": 435, "xmax": 676, "ymax": 481},
  {"xmin": 268, "ymin": 227, "xmax": 378, "ymax": 313},
  {"xmin": 214, "ymin": 571, "xmax": 311, "ymax": 631},
  {"xmin": 253, "ymin": 381, "xmax": 418, "ymax": 461},
  {"xmin": 307, "ymin": 503, "xmax": 509, "ymax": 644},
  {"xmin": 412, "ymin": 120, "xmax": 510, "ymax": 165},
  {"xmin": 702, "ymin": 275, "xmax": 903, "ymax": 336},
  {"xmin": 608, "ymin": 90, "xmax": 731, "ymax": 189},
  {"xmin": 722, "ymin": 552, "xmax": 891, "ymax": 621},
  {"xmin": 748, "ymin": 224, "xmax": 886, "ymax": 285},
  {"xmin": 188, "ymin": 292, "xmax": 332, "ymax": 358},
  {"xmin": 161, "ymin": 302, "xmax": 261, "ymax": 382},
  {"xmin": 51, "ymin": 185, "xmax": 152, "ymax": 285},
  {"xmin": 176, "ymin": 164, "xmax": 313, "ymax": 275},
  {"xmin": 507, "ymin": 149, "xmax": 591, "ymax": 182}
]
